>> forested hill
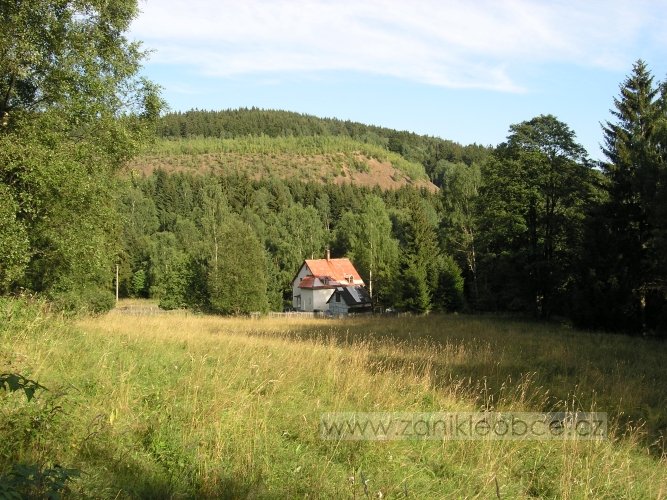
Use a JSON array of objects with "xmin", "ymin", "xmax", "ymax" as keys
[{"xmin": 149, "ymin": 108, "xmax": 492, "ymax": 187}]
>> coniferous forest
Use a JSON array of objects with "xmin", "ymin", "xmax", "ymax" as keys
[
  {"xmin": 0, "ymin": 0, "xmax": 665, "ymax": 337},
  {"xmin": 117, "ymin": 69, "xmax": 667, "ymax": 337}
]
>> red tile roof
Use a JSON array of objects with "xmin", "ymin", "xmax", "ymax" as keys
[
  {"xmin": 299, "ymin": 276, "xmax": 316, "ymax": 289},
  {"xmin": 304, "ymin": 258, "xmax": 364, "ymax": 284},
  {"xmin": 298, "ymin": 275, "xmax": 347, "ymax": 290}
]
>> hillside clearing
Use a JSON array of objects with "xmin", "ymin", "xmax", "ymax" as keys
[{"xmin": 125, "ymin": 136, "xmax": 437, "ymax": 192}]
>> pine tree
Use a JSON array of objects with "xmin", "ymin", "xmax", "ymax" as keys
[
  {"xmin": 598, "ymin": 60, "xmax": 667, "ymax": 334},
  {"xmin": 398, "ymin": 258, "xmax": 431, "ymax": 313},
  {"xmin": 395, "ymin": 197, "xmax": 441, "ymax": 312}
]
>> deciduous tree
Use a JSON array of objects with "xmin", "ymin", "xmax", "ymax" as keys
[
  {"xmin": 207, "ymin": 218, "xmax": 269, "ymax": 315},
  {"xmin": 440, "ymin": 162, "xmax": 481, "ymax": 305},
  {"xmin": 333, "ymin": 195, "xmax": 399, "ymax": 306},
  {"xmin": 479, "ymin": 115, "xmax": 593, "ymax": 317},
  {"xmin": 0, "ymin": 0, "xmax": 162, "ymax": 309}
]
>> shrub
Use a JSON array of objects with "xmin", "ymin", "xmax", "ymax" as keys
[{"xmin": 50, "ymin": 287, "xmax": 116, "ymax": 315}]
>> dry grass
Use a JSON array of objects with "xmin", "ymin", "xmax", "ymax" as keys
[{"xmin": 2, "ymin": 299, "xmax": 666, "ymax": 498}]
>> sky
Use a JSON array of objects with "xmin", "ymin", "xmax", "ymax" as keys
[{"xmin": 130, "ymin": 0, "xmax": 667, "ymax": 161}]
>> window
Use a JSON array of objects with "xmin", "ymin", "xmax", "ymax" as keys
[{"xmin": 336, "ymin": 293, "xmax": 340, "ymax": 302}]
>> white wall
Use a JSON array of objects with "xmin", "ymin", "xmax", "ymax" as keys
[
  {"xmin": 292, "ymin": 263, "xmax": 310, "ymax": 310},
  {"xmin": 294, "ymin": 288, "xmax": 334, "ymax": 312},
  {"xmin": 291, "ymin": 263, "xmax": 337, "ymax": 311},
  {"xmin": 312, "ymin": 288, "xmax": 335, "ymax": 311},
  {"xmin": 301, "ymin": 289, "xmax": 313, "ymax": 311}
]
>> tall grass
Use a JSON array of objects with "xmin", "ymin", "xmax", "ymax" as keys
[
  {"xmin": 142, "ymin": 136, "xmax": 429, "ymax": 182},
  {"xmin": 1, "ymin": 299, "xmax": 665, "ymax": 498}
]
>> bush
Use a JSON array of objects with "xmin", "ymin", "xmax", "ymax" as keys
[
  {"xmin": 0, "ymin": 372, "xmax": 80, "ymax": 499},
  {"xmin": 50, "ymin": 287, "xmax": 116, "ymax": 315}
]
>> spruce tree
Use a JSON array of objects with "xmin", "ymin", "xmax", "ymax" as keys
[{"xmin": 598, "ymin": 60, "xmax": 667, "ymax": 334}]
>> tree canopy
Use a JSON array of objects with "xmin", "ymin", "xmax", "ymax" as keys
[
  {"xmin": 2, "ymin": 19, "xmax": 665, "ymax": 339},
  {"xmin": 479, "ymin": 115, "xmax": 594, "ymax": 316},
  {"xmin": 0, "ymin": 0, "xmax": 162, "ymax": 310}
]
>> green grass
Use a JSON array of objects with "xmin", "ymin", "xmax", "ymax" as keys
[{"xmin": 1, "ymin": 298, "xmax": 666, "ymax": 498}]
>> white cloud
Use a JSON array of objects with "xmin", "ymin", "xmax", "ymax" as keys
[{"xmin": 131, "ymin": 0, "xmax": 667, "ymax": 91}]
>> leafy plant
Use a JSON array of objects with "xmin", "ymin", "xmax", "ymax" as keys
[
  {"xmin": 0, "ymin": 373, "xmax": 46, "ymax": 402},
  {"xmin": 0, "ymin": 464, "xmax": 80, "ymax": 500},
  {"xmin": 0, "ymin": 374, "xmax": 79, "ymax": 498}
]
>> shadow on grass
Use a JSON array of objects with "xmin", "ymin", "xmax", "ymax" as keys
[
  {"xmin": 75, "ymin": 440, "xmax": 266, "ymax": 499},
  {"xmin": 240, "ymin": 313, "xmax": 667, "ymax": 457}
]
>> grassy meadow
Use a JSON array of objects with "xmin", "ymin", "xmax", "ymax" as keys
[{"xmin": 1, "ymin": 298, "xmax": 666, "ymax": 498}]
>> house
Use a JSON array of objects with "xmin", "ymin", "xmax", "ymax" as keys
[
  {"xmin": 327, "ymin": 285, "xmax": 372, "ymax": 315},
  {"xmin": 291, "ymin": 250, "xmax": 369, "ymax": 313}
]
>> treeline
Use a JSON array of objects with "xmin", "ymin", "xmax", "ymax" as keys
[
  {"xmin": 120, "ymin": 61, "xmax": 667, "ymax": 337},
  {"xmin": 1, "ymin": 0, "xmax": 665, "ymax": 340},
  {"xmin": 448, "ymin": 60, "xmax": 667, "ymax": 336},
  {"xmin": 118, "ymin": 172, "xmax": 464, "ymax": 314},
  {"xmin": 1, "ymin": 0, "xmax": 162, "ymax": 313},
  {"xmin": 157, "ymin": 108, "xmax": 492, "ymax": 186}
]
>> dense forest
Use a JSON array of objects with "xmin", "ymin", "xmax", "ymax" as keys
[
  {"xmin": 117, "ymin": 79, "xmax": 667, "ymax": 337},
  {"xmin": 1, "ymin": 0, "xmax": 665, "ymax": 336},
  {"xmin": 1, "ymin": 0, "xmax": 162, "ymax": 312},
  {"xmin": 156, "ymin": 108, "xmax": 492, "ymax": 187}
]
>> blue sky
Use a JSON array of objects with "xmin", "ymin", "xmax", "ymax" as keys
[{"xmin": 131, "ymin": 0, "xmax": 667, "ymax": 161}]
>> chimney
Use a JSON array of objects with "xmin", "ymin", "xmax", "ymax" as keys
[{"xmin": 326, "ymin": 247, "xmax": 330, "ymax": 261}]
